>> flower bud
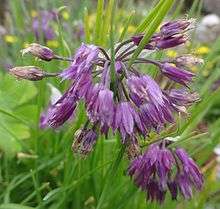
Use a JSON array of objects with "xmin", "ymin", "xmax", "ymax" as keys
[
  {"xmin": 21, "ymin": 43, "xmax": 54, "ymax": 61},
  {"xmin": 72, "ymin": 129, "xmax": 98, "ymax": 155},
  {"xmin": 9, "ymin": 66, "xmax": 45, "ymax": 81},
  {"xmin": 175, "ymin": 55, "xmax": 204, "ymax": 68}
]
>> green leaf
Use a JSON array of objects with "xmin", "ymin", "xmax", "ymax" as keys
[
  {"xmin": 118, "ymin": 10, "xmax": 135, "ymax": 42},
  {"xmin": 134, "ymin": 0, "xmax": 164, "ymax": 34},
  {"xmin": 100, "ymin": 0, "xmax": 114, "ymax": 46},
  {"xmin": 0, "ymin": 75, "xmax": 38, "ymax": 109},
  {"xmin": 83, "ymin": 7, "xmax": 91, "ymax": 43},
  {"xmin": 0, "ymin": 203, "xmax": 34, "ymax": 209},
  {"xmin": 94, "ymin": 0, "xmax": 104, "ymax": 44}
]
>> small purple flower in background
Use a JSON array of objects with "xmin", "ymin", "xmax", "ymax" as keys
[
  {"xmin": 32, "ymin": 10, "xmax": 57, "ymax": 41},
  {"xmin": 9, "ymin": 18, "xmax": 204, "ymax": 203},
  {"xmin": 128, "ymin": 140, "xmax": 203, "ymax": 203}
]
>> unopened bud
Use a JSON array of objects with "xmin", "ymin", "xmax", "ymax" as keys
[
  {"xmin": 21, "ymin": 43, "xmax": 54, "ymax": 61},
  {"xmin": 175, "ymin": 54, "xmax": 204, "ymax": 68},
  {"xmin": 9, "ymin": 66, "xmax": 45, "ymax": 81}
]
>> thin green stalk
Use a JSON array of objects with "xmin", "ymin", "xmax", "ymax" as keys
[
  {"xmin": 110, "ymin": 0, "xmax": 117, "ymax": 90},
  {"xmin": 31, "ymin": 169, "xmax": 43, "ymax": 208},
  {"xmin": 100, "ymin": 0, "xmax": 114, "ymax": 46},
  {"xmin": 96, "ymin": 143, "xmax": 125, "ymax": 209},
  {"xmin": 118, "ymin": 10, "xmax": 135, "ymax": 42},
  {"xmin": 95, "ymin": 0, "xmax": 104, "ymax": 45},
  {"xmin": 134, "ymin": 0, "xmax": 164, "ymax": 34},
  {"xmin": 84, "ymin": 7, "xmax": 91, "ymax": 43}
]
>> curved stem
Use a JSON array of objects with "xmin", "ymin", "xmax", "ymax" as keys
[
  {"xmin": 53, "ymin": 55, "xmax": 74, "ymax": 62},
  {"xmin": 98, "ymin": 47, "xmax": 110, "ymax": 60},
  {"xmin": 115, "ymin": 39, "xmax": 132, "ymax": 54},
  {"xmin": 44, "ymin": 72, "xmax": 60, "ymax": 77},
  {"xmin": 117, "ymin": 49, "xmax": 136, "ymax": 61}
]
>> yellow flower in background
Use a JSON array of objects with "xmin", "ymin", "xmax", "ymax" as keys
[
  {"xmin": 4, "ymin": 35, "xmax": 18, "ymax": 44},
  {"xmin": 62, "ymin": 11, "xmax": 70, "ymax": 20},
  {"xmin": 191, "ymin": 66, "xmax": 198, "ymax": 73},
  {"xmin": 31, "ymin": 10, "xmax": 38, "ymax": 18},
  {"xmin": 23, "ymin": 42, "xmax": 30, "ymax": 48},
  {"xmin": 166, "ymin": 50, "xmax": 177, "ymax": 58},
  {"xmin": 88, "ymin": 13, "xmax": 96, "ymax": 26},
  {"xmin": 127, "ymin": 25, "xmax": 136, "ymax": 34},
  {"xmin": 46, "ymin": 40, "xmax": 59, "ymax": 48},
  {"xmin": 196, "ymin": 46, "xmax": 210, "ymax": 55},
  {"xmin": 202, "ymin": 70, "xmax": 209, "ymax": 77},
  {"xmin": 207, "ymin": 62, "xmax": 214, "ymax": 70}
]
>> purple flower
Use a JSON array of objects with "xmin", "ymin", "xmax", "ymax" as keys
[
  {"xmin": 86, "ymin": 84, "xmax": 115, "ymax": 127},
  {"xmin": 60, "ymin": 43, "xmax": 99, "ymax": 80},
  {"xmin": 159, "ymin": 63, "xmax": 195, "ymax": 86},
  {"xmin": 156, "ymin": 35, "xmax": 188, "ymax": 49},
  {"xmin": 132, "ymin": 19, "xmax": 192, "ymax": 50},
  {"xmin": 72, "ymin": 129, "xmax": 98, "ymax": 155},
  {"xmin": 127, "ymin": 75, "xmax": 174, "ymax": 131},
  {"xmin": 128, "ymin": 142, "xmax": 175, "ymax": 202},
  {"xmin": 114, "ymin": 102, "xmax": 137, "ymax": 140},
  {"xmin": 160, "ymin": 19, "xmax": 193, "ymax": 37},
  {"xmin": 32, "ymin": 10, "xmax": 57, "ymax": 41},
  {"xmin": 128, "ymin": 141, "xmax": 203, "ymax": 203},
  {"xmin": 42, "ymin": 89, "xmax": 78, "ymax": 128},
  {"xmin": 127, "ymin": 75, "xmax": 166, "ymax": 107},
  {"xmin": 168, "ymin": 89, "xmax": 200, "ymax": 106},
  {"xmin": 175, "ymin": 148, "xmax": 203, "ymax": 191}
]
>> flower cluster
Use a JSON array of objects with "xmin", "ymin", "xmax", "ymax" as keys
[
  {"xmin": 128, "ymin": 140, "xmax": 203, "ymax": 203},
  {"xmin": 9, "ymin": 19, "xmax": 204, "ymax": 203}
]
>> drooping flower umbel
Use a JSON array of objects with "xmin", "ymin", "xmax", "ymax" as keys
[
  {"xmin": 9, "ymin": 18, "xmax": 204, "ymax": 203},
  {"xmin": 128, "ymin": 140, "xmax": 203, "ymax": 203}
]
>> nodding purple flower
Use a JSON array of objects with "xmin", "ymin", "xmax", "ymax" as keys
[
  {"xmin": 42, "ymin": 90, "xmax": 78, "ymax": 128},
  {"xmin": 159, "ymin": 63, "xmax": 195, "ymax": 86},
  {"xmin": 132, "ymin": 19, "xmax": 192, "ymax": 50},
  {"xmin": 160, "ymin": 19, "xmax": 193, "ymax": 37},
  {"xmin": 175, "ymin": 148, "xmax": 203, "ymax": 191},
  {"xmin": 87, "ymin": 84, "xmax": 115, "ymax": 127},
  {"xmin": 72, "ymin": 129, "xmax": 98, "ymax": 155},
  {"xmin": 114, "ymin": 102, "xmax": 140, "ymax": 141},
  {"xmin": 60, "ymin": 43, "xmax": 99, "ymax": 80},
  {"xmin": 167, "ymin": 88, "xmax": 200, "ymax": 106},
  {"xmin": 128, "ymin": 140, "xmax": 203, "ymax": 203},
  {"xmin": 32, "ymin": 10, "xmax": 57, "ymax": 41}
]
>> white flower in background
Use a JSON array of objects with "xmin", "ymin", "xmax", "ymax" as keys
[{"xmin": 196, "ymin": 14, "xmax": 220, "ymax": 43}]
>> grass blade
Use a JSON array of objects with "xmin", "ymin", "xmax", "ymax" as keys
[{"xmin": 94, "ymin": 0, "xmax": 104, "ymax": 44}]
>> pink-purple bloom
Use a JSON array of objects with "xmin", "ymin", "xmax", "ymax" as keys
[
  {"xmin": 60, "ymin": 44, "xmax": 99, "ymax": 80},
  {"xmin": 128, "ymin": 140, "xmax": 203, "ymax": 203},
  {"xmin": 132, "ymin": 19, "xmax": 193, "ymax": 50},
  {"xmin": 159, "ymin": 63, "xmax": 195, "ymax": 86}
]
